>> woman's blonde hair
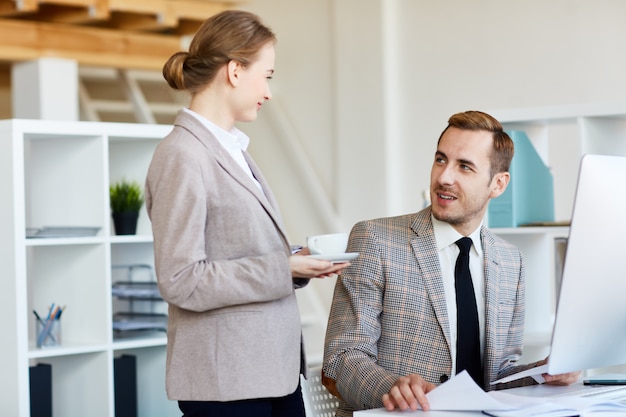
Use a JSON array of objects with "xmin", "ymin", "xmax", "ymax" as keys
[{"xmin": 163, "ymin": 10, "xmax": 276, "ymax": 93}]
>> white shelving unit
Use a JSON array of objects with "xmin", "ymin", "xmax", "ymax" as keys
[
  {"xmin": 0, "ymin": 119, "xmax": 179, "ymax": 417},
  {"xmin": 488, "ymin": 102, "xmax": 626, "ymax": 363}
]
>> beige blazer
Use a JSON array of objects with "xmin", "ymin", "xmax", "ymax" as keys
[{"xmin": 146, "ymin": 111, "xmax": 305, "ymax": 401}]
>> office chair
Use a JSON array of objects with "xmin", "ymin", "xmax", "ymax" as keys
[{"xmin": 301, "ymin": 366, "xmax": 340, "ymax": 417}]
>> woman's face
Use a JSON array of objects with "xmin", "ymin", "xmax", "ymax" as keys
[{"xmin": 231, "ymin": 42, "xmax": 275, "ymax": 123}]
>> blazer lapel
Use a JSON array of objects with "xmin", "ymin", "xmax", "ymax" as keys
[
  {"xmin": 174, "ymin": 111, "xmax": 290, "ymax": 248},
  {"xmin": 410, "ymin": 210, "xmax": 453, "ymax": 356},
  {"xmin": 243, "ymin": 151, "xmax": 289, "ymax": 245},
  {"xmin": 481, "ymin": 227, "xmax": 502, "ymax": 382}
]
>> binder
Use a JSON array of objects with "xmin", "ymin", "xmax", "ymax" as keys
[
  {"xmin": 114, "ymin": 354, "xmax": 138, "ymax": 417},
  {"xmin": 29, "ymin": 363, "xmax": 52, "ymax": 417},
  {"xmin": 488, "ymin": 131, "xmax": 554, "ymax": 227}
]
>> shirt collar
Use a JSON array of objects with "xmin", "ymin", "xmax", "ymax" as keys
[
  {"xmin": 432, "ymin": 214, "xmax": 483, "ymax": 254},
  {"xmin": 183, "ymin": 107, "xmax": 250, "ymax": 151}
]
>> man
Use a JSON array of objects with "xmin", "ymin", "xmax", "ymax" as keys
[{"xmin": 322, "ymin": 111, "xmax": 579, "ymax": 416}]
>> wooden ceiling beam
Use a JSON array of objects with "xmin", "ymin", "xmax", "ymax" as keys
[
  {"xmin": 0, "ymin": 0, "xmax": 239, "ymax": 34},
  {"xmin": 28, "ymin": 4, "xmax": 110, "ymax": 24},
  {"xmin": 0, "ymin": 18, "xmax": 182, "ymax": 70},
  {"xmin": 0, "ymin": 0, "xmax": 38, "ymax": 15},
  {"xmin": 168, "ymin": 1, "xmax": 228, "ymax": 22}
]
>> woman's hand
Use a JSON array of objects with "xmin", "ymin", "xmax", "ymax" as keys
[{"xmin": 289, "ymin": 247, "xmax": 350, "ymax": 278}]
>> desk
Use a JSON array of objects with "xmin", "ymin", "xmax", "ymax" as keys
[
  {"xmin": 504, "ymin": 380, "xmax": 626, "ymax": 398},
  {"xmin": 355, "ymin": 410, "xmax": 483, "ymax": 416},
  {"xmin": 355, "ymin": 382, "xmax": 626, "ymax": 416}
]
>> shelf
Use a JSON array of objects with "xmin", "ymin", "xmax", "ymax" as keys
[
  {"xmin": 0, "ymin": 118, "xmax": 176, "ymax": 417},
  {"xmin": 110, "ymin": 234, "xmax": 153, "ymax": 244},
  {"xmin": 25, "ymin": 236, "xmax": 106, "ymax": 246},
  {"xmin": 491, "ymin": 102, "xmax": 626, "ymax": 123},
  {"xmin": 29, "ymin": 343, "xmax": 110, "ymax": 359},
  {"xmin": 112, "ymin": 334, "xmax": 167, "ymax": 350},
  {"xmin": 490, "ymin": 226, "xmax": 569, "ymax": 236}
]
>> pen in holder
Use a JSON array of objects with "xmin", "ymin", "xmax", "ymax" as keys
[{"xmin": 34, "ymin": 304, "xmax": 64, "ymax": 348}]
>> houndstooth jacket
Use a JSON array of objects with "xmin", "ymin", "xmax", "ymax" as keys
[{"xmin": 322, "ymin": 207, "xmax": 540, "ymax": 416}]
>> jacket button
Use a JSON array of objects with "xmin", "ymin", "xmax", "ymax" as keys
[{"xmin": 440, "ymin": 374, "xmax": 449, "ymax": 383}]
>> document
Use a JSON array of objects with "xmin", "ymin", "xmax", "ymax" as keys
[
  {"xmin": 491, "ymin": 364, "xmax": 548, "ymax": 385},
  {"xmin": 354, "ymin": 371, "xmax": 626, "ymax": 416}
]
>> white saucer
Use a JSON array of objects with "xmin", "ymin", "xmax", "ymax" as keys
[{"xmin": 307, "ymin": 252, "xmax": 359, "ymax": 263}]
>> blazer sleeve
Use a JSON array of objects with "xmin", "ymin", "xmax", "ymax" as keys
[
  {"xmin": 146, "ymin": 128, "xmax": 294, "ymax": 312},
  {"xmin": 322, "ymin": 220, "xmax": 405, "ymax": 411}
]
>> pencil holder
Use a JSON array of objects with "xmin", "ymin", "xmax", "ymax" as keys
[{"xmin": 36, "ymin": 318, "xmax": 61, "ymax": 348}]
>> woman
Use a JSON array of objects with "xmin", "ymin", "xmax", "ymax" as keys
[{"xmin": 145, "ymin": 10, "xmax": 347, "ymax": 417}]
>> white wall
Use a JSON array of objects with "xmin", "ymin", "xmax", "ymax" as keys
[
  {"xmin": 395, "ymin": 0, "xmax": 626, "ymax": 213},
  {"xmin": 242, "ymin": 0, "xmax": 626, "ymax": 238},
  {"xmin": 237, "ymin": 1, "xmax": 626, "ymax": 360}
]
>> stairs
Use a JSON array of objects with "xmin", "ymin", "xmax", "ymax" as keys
[{"xmin": 79, "ymin": 66, "xmax": 184, "ymax": 124}]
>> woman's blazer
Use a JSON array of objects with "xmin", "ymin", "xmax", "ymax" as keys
[{"xmin": 146, "ymin": 111, "xmax": 304, "ymax": 401}]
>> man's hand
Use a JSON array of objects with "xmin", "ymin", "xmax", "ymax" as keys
[
  {"xmin": 537, "ymin": 357, "xmax": 581, "ymax": 386},
  {"xmin": 382, "ymin": 374, "xmax": 436, "ymax": 412},
  {"xmin": 543, "ymin": 371, "xmax": 581, "ymax": 386}
]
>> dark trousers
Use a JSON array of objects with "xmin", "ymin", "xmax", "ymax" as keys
[{"xmin": 178, "ymin": 382, "xmax": 305, "ymax": 417}]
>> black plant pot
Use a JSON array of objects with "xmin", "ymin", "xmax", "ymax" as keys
[{"xmin": 112, "ymin": 212, "xmax": 139, "ymax": 235}]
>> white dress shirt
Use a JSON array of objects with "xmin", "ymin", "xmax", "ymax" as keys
[
  {"xmin": 432, "ymin": 215, "xmax": 486, "ymax": 375},
  {"xmin": 183, "ymin": 108, "xmax": 262, "ymax": 191}
]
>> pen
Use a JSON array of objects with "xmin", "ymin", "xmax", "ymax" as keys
[
  {"xmin": 33, "ymin": 310, "xmax": 43, "ymax": 324},
  {"xmin": 34, "ymin": 309, "xmax": 57, "ymax": 345},
  {"xmin": 46, "ymin": 303, "xmax": 55, "ymax": 320},
  {"xmin": 56, "ymin": 306, "xmax": 66, "ymax": 320}
]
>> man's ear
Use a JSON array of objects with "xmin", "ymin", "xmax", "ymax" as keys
[
  {"xmin": 227, "ymin": 60, "xmax": 241, "ymax": 87},
  {"xmin": 489, "ymin": 172, "xmax": 510, "ymax": 199}
]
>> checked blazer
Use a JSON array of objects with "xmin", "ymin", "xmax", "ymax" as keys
[{"xmin": 322, "ymin": 208, "xmax": 539, "ymax": 416}]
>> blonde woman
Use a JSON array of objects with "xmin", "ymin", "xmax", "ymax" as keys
[{"xmin": 146, "ymin": 10, "xmax": 347, "ymax": 417}]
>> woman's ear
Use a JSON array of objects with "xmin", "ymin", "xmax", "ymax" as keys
[
  {"xmin": 489, "ymin": 172, "xmax": 510, "ymax": 199},
  {"xmin": 227, "ymin": 60, "xmax": 240, "ymax": 87}
]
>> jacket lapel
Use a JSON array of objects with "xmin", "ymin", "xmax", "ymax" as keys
[
  {"xmin": 481, "ymin": 227, "xmax": 502, "ymax": 383},
  {"xmin": 243, "ymin": 151, "xmax": 289, "ymax": 245},
  {"xmin": 174, "ymin": 111, "xmax": 289, "ymax": 247},
  {"xmin": 410, "ymin": 210, "xmax": 453, "ymax": 357}
]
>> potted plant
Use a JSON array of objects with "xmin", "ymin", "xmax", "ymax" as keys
[{"xmin": 110, "ymin": 179, "xmax": 144, "ymax": 235}]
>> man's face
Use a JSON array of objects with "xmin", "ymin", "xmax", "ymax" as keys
[{"xmin": 430, "ymin": 126, "xmax": 509, "ymax": 235}]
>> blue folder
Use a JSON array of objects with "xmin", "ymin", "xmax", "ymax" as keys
[{"xmin": 488, "ymin": 131, "xmax": 554, "ymax": 228}]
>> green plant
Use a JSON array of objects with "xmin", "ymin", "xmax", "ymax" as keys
[{"xmin": 109, "ymin": 179, "xmax": 144, "ymax": 213}]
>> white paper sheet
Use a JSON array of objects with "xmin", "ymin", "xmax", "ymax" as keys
[
  {"xmin": 491, "ymin": 364, "xmax": 549, "ymax": 385},
  {"xmin": 355, "ymin": 371, "xmax": 513, "ymax": 415},
  {"xmin": 355, "ymin": 370, "xmax": 626, "ymax": 416}
]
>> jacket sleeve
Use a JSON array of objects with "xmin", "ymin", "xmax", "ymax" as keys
[
  {"xmin": 146, "ymin": 131, "xmax": 294, "ymax": 312},
  {"xmin": 322, "ymin": 221, "xmax": 401, "ymax": 410}
]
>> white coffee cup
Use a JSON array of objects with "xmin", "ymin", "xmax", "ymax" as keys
[{"xmin": 307, "ymin": 233, "xmax": 348, "ymax": 255}]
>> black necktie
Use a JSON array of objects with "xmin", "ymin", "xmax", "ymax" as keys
[{"xmin": 454, "ymin": 237, "xmax": 483, "ymax": 386}]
